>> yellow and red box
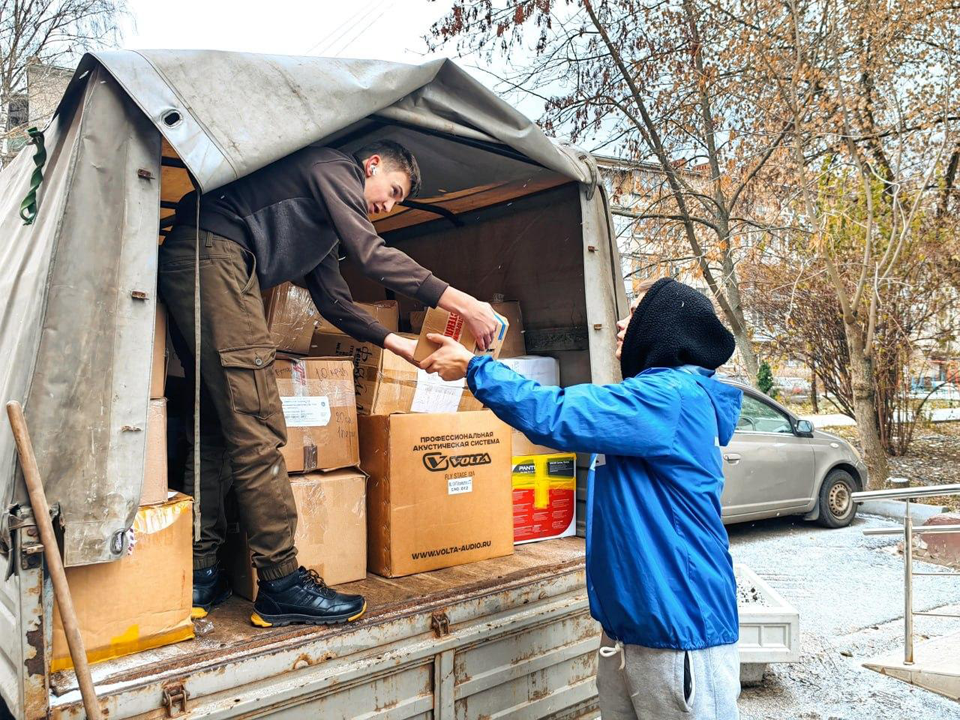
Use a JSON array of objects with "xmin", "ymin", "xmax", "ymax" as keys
[{"xmin": 511, "ymin": 453, "xmax": 577, "ymax": 544}]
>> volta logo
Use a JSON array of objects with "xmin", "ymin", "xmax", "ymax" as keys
[{"xmin": 422, "ymin": 451, "xmax": 492, "ymax": 472}]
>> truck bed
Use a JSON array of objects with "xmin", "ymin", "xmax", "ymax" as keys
[{"xmin": 49, "ymin": 538, "xmax": 592, "ymax": 716}]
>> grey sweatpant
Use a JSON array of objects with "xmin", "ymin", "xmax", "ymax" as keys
[{"xmin": 596, "ymin": 632, "xmax": 740, "ymax": 719}]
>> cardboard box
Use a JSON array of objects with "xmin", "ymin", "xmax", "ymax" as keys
[
  {"xmin": 263, "ymin": 282, "xmax": 320, "ymax": 354},
  {"xmin": 413, "ymin": 307, "xmax": 510, "ymax": 364},
  {"xmin": 311, "ymin": 332, "xmax": 481, "ymax": 415},
  {"xmin": 275, "ymin": 357, "xmax": 359, "ymax": 473},
  {"xmin": 141, "ymin": 399, "xmax": 169, "ymax": 506},
  {"xmin": 228, "ymin": 468, "xmax": 367, "ymax": 600},
  {"xmin": 412, "ymin": 302, "xmax": 521, "ymax": 352},
  {"xmin": 151, "ymin": 303, "xmax": 168, "ymax": 398},
  {"xmin": 500, "ymin": 356, "xmax": 561, "ymax": 455},
  {"xmin": 316, "ymin": 299, "xmax": 399, "ymax": 336},
  {"xmin": 359, "ymin": 411, "xmax": 514, "ymax": 577},
  {"xmin": 512, "ymin": 454, "xmax": 577, "ymax": 544},
  {"xmin": 52, "ymin": 494, "xmax": 194, "ymax": 671},
  {"xmin": 491, "ymin": 301, "xmax": 525, "ymax": 358}
]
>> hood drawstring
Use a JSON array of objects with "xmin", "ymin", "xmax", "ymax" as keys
[{"xmin": 599, "ymin": 639, "xmax": 625, "ymax": 670}]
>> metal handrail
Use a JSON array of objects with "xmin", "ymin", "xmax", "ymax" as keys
[
  {"xmin": 853, "ymin": 482, "xmax": 960, "ymax": 666},
  {"xmin": 851, "ymin": 483, "xmax": 960, "ymax": 503},
  {"xmin": 863, "ymin": 524, "xmax": 960, "ymax": 536}
]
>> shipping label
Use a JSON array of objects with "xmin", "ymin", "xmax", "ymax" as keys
[
  {"xmin": 447, "ymin": 476, "xmax": 473, "ymax": 495},
  {"xmin": 410, "ymin": 369, "xmax": 465, "ymax": 413},
  {"xmin": 280, "ymin": 395, "xmax": 331, "ymax": 427}
]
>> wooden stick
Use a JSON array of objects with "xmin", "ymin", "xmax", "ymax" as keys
[{"xmin": 6, "ymin": 402, "xmax": 102, "ymax": 720}]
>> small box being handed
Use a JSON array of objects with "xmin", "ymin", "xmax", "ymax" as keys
[{"xmin": 413, "ymin": 307, "xmax": 509, "ymax": 364}]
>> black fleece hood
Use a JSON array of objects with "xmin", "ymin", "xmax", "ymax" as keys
[{"xmin": 620, "ymin": 278, "xmax": 736, "ymax": 379}]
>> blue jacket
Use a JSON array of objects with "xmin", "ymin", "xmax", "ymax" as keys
[{"xmin": 467, "ymin": 356, "xmax": 743, "ymax": 650}]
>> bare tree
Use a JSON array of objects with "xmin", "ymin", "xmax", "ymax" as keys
[
  {"xmin": 429, "ymin": 0, "xmax": 825, "ymax": 384},
  {"xmin": 748, "ymin": 242, "xmax": 960, "ymax": 462},
  {"xmin": 744, "ymin": 0, "xmax": 960, "ymax": 486},
  {"xmin": 1, "ymin": 0, "xmax": 126, "ymax": 157}
]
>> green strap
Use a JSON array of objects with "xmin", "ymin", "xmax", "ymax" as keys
[{"xmin": 19, "ymin": 128, "xmax": 47, "ymax": 225}]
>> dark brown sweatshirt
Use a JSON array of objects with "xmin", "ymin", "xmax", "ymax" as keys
[{"xmin": 175, "ymin": 146, "xmax": 448, "ymax": 346}]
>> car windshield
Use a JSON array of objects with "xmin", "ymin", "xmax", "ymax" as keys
[{"xmin": 737, "ymin": 395, "xmax": 794, "ymax": 433}]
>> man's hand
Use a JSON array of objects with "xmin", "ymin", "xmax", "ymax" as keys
[
  {"xmin": 383, "ymin": 333, "xmax": 418, "ymax": 365},
  {"xmin": 438, "ymin": 287, "xmax": 499, "ymax": 350},
  {"xmin": 421, "ymin": 334, "xmax": 474, "ymax": 381}
]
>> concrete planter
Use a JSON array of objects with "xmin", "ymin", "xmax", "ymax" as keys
[{"xmin": 736, "ymin": 563, "xmax": 801, "ymax": 685}]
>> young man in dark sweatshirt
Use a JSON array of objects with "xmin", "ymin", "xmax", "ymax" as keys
[{"xmin": 161, "ymin": 140, "xmax": 498, "ymax": 627}]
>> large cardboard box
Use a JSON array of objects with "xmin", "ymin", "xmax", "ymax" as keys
[
  {"xmin": 263, "ymin": 282, "xmax": 320, "ymax": 354},
  {"xmin": 500, "ymin": 356, "xmax": 561, "ymax": 455},
  {"xmin": 316, "ymin": 300, "xmax": 399, "ymax": 336},
  {"xmin": 413, "ymin": 307, "xmax": 510, "ymax": 364},
  {"xmin": 512, "ymin": 454, "xmax": 577, "ymax": 544},
  {"xmin": 228, "ymin": 468, "xmax": 367, "ymax": 600},
  {"xmin": 359, "ymin": 411, "xmax": 514, "ymax": 577},
  {"xmin": 491, "ymin": 301, "xmax": 526, "ymax": 358},
  {"xmin": 151, "ymin": 303, "xmax": 168, "ymax": 398},
  {"xmin": 311, "ymin": 332, "xmax": 481, "ymax": 414},
  {"xmin": 141, "ymin": 398, "xmax": 169, "ymax": 506},
  {"xmin": 275, "ymin": 357, "xmax": 359, "ymax": 473},
  {"xmin": 52, "ymin": 494, "xmax": 194, "ymax": 671}
]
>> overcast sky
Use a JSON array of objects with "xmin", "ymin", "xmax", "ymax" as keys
[
  {"xmin": 120, "ymin": 0, "xmax": 544, "ymax": 111},
  {"xmin": 121, "ymin": 0, "xmax": 448, "ymax": 62},
  {"xmin": 120, "ymin": 0, "xmax": 594, "ymax": 147}
]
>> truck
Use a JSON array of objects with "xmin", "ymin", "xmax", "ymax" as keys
[
  {"xmin": 0, "ymin": 50, "xmax": 617, "ymax": 719},
  {"xmin": 0, "ymin": 50, "xmax": 796, "ymax": 719}
]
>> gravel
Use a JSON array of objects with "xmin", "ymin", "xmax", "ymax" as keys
[
  {"xmin": 729, "ymin": 513, "xmax": 960, "ymax": 719},
  {"xmin": 737, "ymin": 581, "xmax": 770, "ymax": 608}
]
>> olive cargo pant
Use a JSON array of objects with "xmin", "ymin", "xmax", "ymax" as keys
[{"xmin": 158, "ymin": 226, "xmax": 299, "ymax": 581}]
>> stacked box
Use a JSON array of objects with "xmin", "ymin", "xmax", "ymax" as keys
[
  {"xmin": 359, "ymin": 411, "xmax": 514, "ymax": 577},
  {"xmin": 263, "ymin": 282, "xmax": 320, "ymax": 354},
  {"xmin": 274, "ymin": 356, "xmax": 359, "ymax": 473},
  {"xmin": 311, "ymin": 332, "xmax": 482, "ymax": 415},
  {"xmin": 51, "ymin": 494, "xmax": 195, "ymax": 671},
  {"xmin": 228, "ymin": 468, "xmax": 367, "ymax": 599},
  {"xmin": 315, "ymin": 299, "xmax": 399, "ymax": 335},
  {"xmin": 511, "ymin": 454, "xmax": 577, "ymax": 544}
]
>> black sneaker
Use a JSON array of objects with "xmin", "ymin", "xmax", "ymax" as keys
[
  {"xmin": 192, "ymin": 565, "xmax": 232, "ymax": 619},
  {"xmin": 251, "ymin": 567, "xmax": 366, "ymax": 627}
]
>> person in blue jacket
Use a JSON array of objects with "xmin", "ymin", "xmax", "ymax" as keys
[{"xmin": 421, "ymin": 277, "xmax": 744, "ymax": 719}]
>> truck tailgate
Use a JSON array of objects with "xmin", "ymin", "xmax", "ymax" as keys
[{"xmin": 50, "ymin": 538, "xmax": 596, "ymax": 719}]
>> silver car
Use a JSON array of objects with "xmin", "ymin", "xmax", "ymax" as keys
[{"xmin": 719, "ymin": 380, "xmax": 869, "ymax": 528}]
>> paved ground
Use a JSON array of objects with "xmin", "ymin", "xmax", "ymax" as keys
[{"xmin": 729, "ymin": 511, "xmax": 960, "ymax": 719}]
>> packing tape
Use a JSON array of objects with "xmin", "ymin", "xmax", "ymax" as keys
[
  {"xmin": 133, "ymin": 497, "xmax": 191, "ymax": 536},
  {"xmin": 51, "ymin": 621, "xmax": 195, "ymax": 672}
]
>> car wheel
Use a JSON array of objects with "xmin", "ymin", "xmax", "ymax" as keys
[{"xmin": 816, "ymin": 469, "xmax": 858, "ymax": 528}]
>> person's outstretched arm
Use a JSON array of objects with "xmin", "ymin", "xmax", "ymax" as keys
[{"xmin": 466, "ymin": 355, "xmax": 680, "ymax": 457}]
